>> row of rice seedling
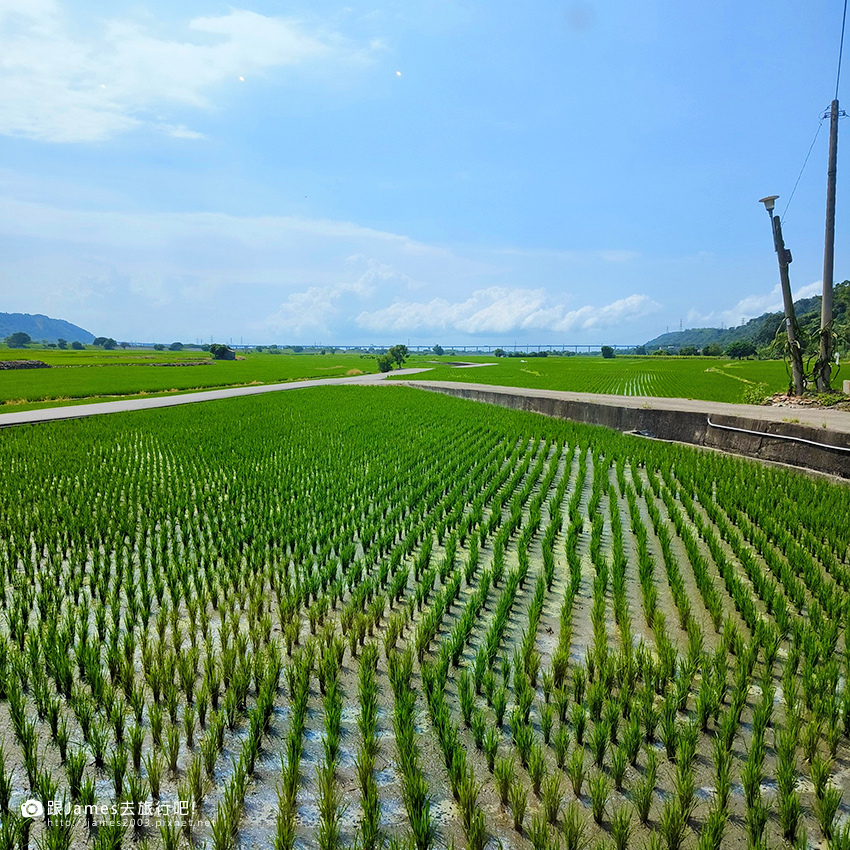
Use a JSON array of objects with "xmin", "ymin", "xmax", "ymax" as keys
[
  {"xmin": 0, "ymin": 392, "xmax": 506, "ymax": 848},
  {"xmin": 273, "ymin": 643, "xmax": 312, "ymax": 850},
  {"xmin": 365, "ymin": 433, "xmax": 561, "ymax": 846},
  {"xmin": 687, "ymin": 485, "xmax": 800, "ymax": 633},
  {"xmin": 417, "ymin": 441, "xmax": 571, "ymax": 845},
  {"xmin": 388, "ymin": 648, "xmax": 433, "ymax": 850},
  {"xmin": 721, "ymin": 472, "xmax": 847, "ymax": 617},
  {"xmin": 354, "ymin": 642, "xmax": 381, "ymax": 850},
  {"xmin": 547, "ymin": 449, "xmax": 585, "ymax": 696},
  {"xmin": 669, "ymin": 459, "xmax": 847, "ymax": 744},
  {"xmin": 476, "ymin": 445, "xmax": 832, "ymax": 847},
  {"xmin": 2, "ymin": 385, "xmax": 850, "ymax": 849}
]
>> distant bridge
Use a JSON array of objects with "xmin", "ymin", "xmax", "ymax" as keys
[
  {"xmin": 129, "ymin": 342, "xmax": 644, "ymax": 354},
  {"xmin": 367, "ymin": 344, "xmax": 644, "ymax": 354},
  {"xmin": 129, "ymin": 340, "xmax": 643, "ymax": 354}
]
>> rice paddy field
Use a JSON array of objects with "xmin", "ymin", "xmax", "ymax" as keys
[
  {"xmin": 2, "ymin": 385, "xmax": 849, "ymax": 850},
  {"xmin": 0, "ymin": 350, "xmax": 215, "ymax": 367},
  {"xmin": 0, "ymin": 351, "xmax": 378, "ymax": 409},
  {"xmin": 395, "ymin": 357, "xmax": 792, "ymax": 404},
  {"xmin": 1, "ymin": 349, "xmax": 797, "ymax": 410}
]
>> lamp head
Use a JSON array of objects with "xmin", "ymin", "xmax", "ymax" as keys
[{"xmin": 759, "ymin": 195, "xmax": 779, "ymax": 215}]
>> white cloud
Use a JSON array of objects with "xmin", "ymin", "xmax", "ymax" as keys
[
  {"xmin": 0, "ymin": 193, "xmax": 662, "ymax": 342},
  {"xmin": 687, "ymin": 281, "xmax": 823, "ymax": 328},
  {"xmin": 0, "ymin": 3, "xmax": 368, "ymax": 142},
  {"xmin": 164, "ymin": 125, "xmax": 206, "ymax": 140},
  {"xmin": 569, "ymin": 293, "xmax": 661, "ymax": 330},
  {"xmin": 0, "ymin": 196, "xmax": 439, "ymax": 253},
  {"xmin": 356, "ymin": 288, "xmax": 660, "ymax": 335},
  {"xmin": 261, "ymin": 257, "xmax": 409, "ymax": 335},
  {"xmin": 795, "ymin": 281, "xmax": 824, "ymax": 299}
]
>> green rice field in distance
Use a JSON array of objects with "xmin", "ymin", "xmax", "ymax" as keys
[
  {"xmin": 0, "ymin": 349, "xmax": 380, "ymax": 407},
  {"xmin": 1, "ymin": 347, "xmax": 793, "ymax": 408},
  {"xmin": 1, "ymin": 385, "xmax": 848, "ymax": 850},
  {"xmin": 395, "ymin": 355, "xmax": 792, "ymax": 404},
  {"xmin": 0, "ymin": 348, "xmax": 214, "ymax": 366}
]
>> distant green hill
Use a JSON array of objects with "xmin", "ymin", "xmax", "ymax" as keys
[
  {"xmin": 0, "ymin": 313, "xmax": 94, "ymax": 344},
  {"xmin": 645, "ymin": 287, "xmax": 846, "ymax": 352}
]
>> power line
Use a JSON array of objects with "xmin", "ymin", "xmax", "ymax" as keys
[
  {"xmin": 837, "ymin": 0, "xmax": 848, "ymax": 101},
  {"xmin": 781, "ymin": 2, "xmax": 848, "ymax": 223},
  {"xmin": 781, "ymin": 117, "xmax": 825, "ymax": 222}
]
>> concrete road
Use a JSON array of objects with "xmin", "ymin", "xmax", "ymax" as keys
[
  {"xmin": 0, "ymin": 368, "xmax": 433, "ymax": 428},
  {"xmin": 403, "ymin": 380, "xmax": 850, "ymax": 434}
]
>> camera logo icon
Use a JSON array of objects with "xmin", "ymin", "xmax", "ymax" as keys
[{"xmin": 21, "ymin": 799, "xmax": 43, "ymax": 818}]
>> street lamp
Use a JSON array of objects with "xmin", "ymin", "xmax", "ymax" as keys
[
  {"xmin": 759, "ymin": 195, "xmax": 805, "ymax": 395},
  {"xmin": 759, "ymin": 195, "xmax": 778, "ymax": 214}
]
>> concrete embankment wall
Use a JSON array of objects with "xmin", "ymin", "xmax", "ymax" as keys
[{"xmin": 408, "ymin": 382, "xmax": 850, "ymax": 479}]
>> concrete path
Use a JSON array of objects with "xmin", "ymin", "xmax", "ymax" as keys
[
  {"xmin": 402, "ymin": 380, "xmax": 850, "ymax": 434},
  {"xmin": 0, "ymin": 368, "xmax": 433, "ymax": 428}
]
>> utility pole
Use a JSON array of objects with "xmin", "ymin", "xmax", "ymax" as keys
[
  {"xmin": 760, "ymin": 196, "xmax": 805, "ymax": 395},
  {"xmin": 819, "ymin": 98, "xmax": 840, "ymax": 391}
]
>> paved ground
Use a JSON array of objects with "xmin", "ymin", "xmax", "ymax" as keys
[
  {"xmin": 403, "ymin": 380, "xmax": 850, "ymax": 435},
  {"xmin": 0, "ymin": 368, "xmax": 433, "ymax": 428}
]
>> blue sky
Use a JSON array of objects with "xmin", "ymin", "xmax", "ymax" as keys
[{"xmin": 0, "ymin": 0, "xmax": 845, "ymax": 345}]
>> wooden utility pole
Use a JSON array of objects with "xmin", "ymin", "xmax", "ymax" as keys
[
  {"xmin": 819, "ymin": 99, "xmax": 839, "ymax": 391},
  {"xmin": 773, "ymin": 215, "xmax": 806, "ymax": 395},
  {"xmin": 761, "ymin": 196, "xmax": 806, "ymax": 395}
]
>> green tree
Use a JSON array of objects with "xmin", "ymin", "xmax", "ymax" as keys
[
  {"xmin": 702, "ymin": 343, "xmax": 723, "ymax": 357},
  {"xmin": 376, "ymin": 354, "xmax": 393, "ymax": 372},
  {"xmin": 834, "ymin": 280, "xmax": 850, "ymax": 322},
  {"xmin": 169, "ymin": 342, "xmax": 183, "ymax": 352},
  {"xmin": 679, "ymin": 346, "xmax": 698, "ymax": 356},
  {"xmin": 601, "ymin": 345, "xmax": 615, "ymax": 359},
  {"xmin": 833, "ymin": 281, "xmax": 850, "ymax": 355},
  {"xmin": 432, "ymin": 344, "xmax": 444, "ymax": 356},
  {"xmin": 634, "ymin": 345, "xmax": 647, "ymax": 355},
  {"xmin": 71, "ymin": 341, "xmax": 84, "ymax": 350},
  {"xmin": 5, "ymin": 332, "xmax": 31, "ymax": 348},
  {"xmin": 388, "ymin": 344, "xmax": 409, "ymax": 369},
  {"xmin": 726, "ymin": 341, "xmax": 757, "ymax": 360},
  {"xmin": 57, "ymin": 338, "xmax": 67, "ymax": 350},
  {"xmin": 494, "ymin": 348, "xmax": 506, "ymax": 357},
  {"xmin": 208, "ymin": 343, "xmax": 232, "ymax": 360}
]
